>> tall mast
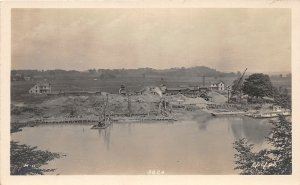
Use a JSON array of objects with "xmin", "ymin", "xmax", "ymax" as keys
[
  {"xmin": 103, "ymin": 94, "xmax": 108, "ymax": 120},
  {"xmin": 106, "ymin": 94, "xmax": 109, "ymax": 119},
  {"xmin": 127, "ymin": 94, "xmax": 132, "ymax": 117},
  {"xmin": 229, "ymin": 68, "xmax": 247, "ymax": 101}
]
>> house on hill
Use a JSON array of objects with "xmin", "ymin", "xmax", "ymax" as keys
[
  {"xmin": 29, "ymin": 82, "xmax": 52, "ymax": 94},
  {"xmin": 210, "ymin": 81, "xmax": 225, "ymax": 91}
]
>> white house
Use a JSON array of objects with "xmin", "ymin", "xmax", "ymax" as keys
[
  {"xmin": 29, "ymin": 82, "xmax": 51, "ymax": 94},
  {"xmin": 210, "ymin": 81, "xmax": 225, "ymax": 91}
]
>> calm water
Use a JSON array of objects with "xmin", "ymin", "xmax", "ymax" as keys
[{"xmin": 11, "ymin": 116, "xmax": 273, "ymax": 175}]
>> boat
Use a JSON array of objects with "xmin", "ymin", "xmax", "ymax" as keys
[
  {"xmin": 91, "ymin": 117, "xmax": 111, "ymax": 129},
  {"xmin": 210, "ymin": 110, "xmax": 246, "ymax": 117},
  {"xmin": 114, "ymin": 116, "xmax": 177, "ymax": 123},
  {"xmin": 245, "ymin": 106, "xmax": 292, "ymax": 119},
  {"xmin": 91, "ymin": 94, "xmax": 112, "ymax": 129},
  {"xmin": 246, "ymin": 110, "xmax": 291, "ymax": 118}
]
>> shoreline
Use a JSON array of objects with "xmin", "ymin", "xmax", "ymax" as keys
[{"xmin": 10, "ymin": 109, "xmax": 211, "ymax": 133}]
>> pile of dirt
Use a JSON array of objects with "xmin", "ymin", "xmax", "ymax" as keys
[
  {"xmin": 12, "ymin": 92, "xmax": 216, "ymax": 122},
  {"xmin": 165, "ymin": 94, "xmax": 186, "ymax": 102},
  {"xmin": 208, "ymin": 91, "xmax": 227, "ymax": 104},
  {"xmin": 11, "ymin": 93, "xmax": 163, "ymax": 122},
  {"xmin": 183, "ymin": 97, "xmax": 208, "ymax": 105}
]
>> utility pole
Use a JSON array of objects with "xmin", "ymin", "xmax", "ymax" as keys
[
  {"xmin": 127, "ymin": 94, "xmax": 132, "ymax": 117},
  {"xmin": 227, "ymin": 88, "xmax": 230, "ymax": 103}
]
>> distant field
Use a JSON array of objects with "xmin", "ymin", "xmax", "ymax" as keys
[
  {"xmin": 270, "ymin": 77, "xmax": 291, "ymax": 87},
  {"xmin": 11, "ymin": 75, "xmax": 291, "ymax": 102}
]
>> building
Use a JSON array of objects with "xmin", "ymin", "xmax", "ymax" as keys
[
  {"xmin": 29, "ymin": 82, "xmax": 51, "ymax": 94},
  {"xmin": 272, "ymin": 105, "xmax": 283, "ymax": 112},
  {"xmin": 210, "ymin": 81, "xmax": 225, "ymax": 91},
  {"xmin": 159, "ymin": 84, "xmax": 167, "ymax": 94},
  {"xmin": 119, "ymin": 85, "xmax": 127, "ymax": 95}
]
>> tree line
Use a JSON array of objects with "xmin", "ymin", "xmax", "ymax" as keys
[
  {"xmin": 11, "ymin": 66, "xmax": 239, "ymax": 80},
  {"xmin": 232, "ymin": 73, "xmax": 291, "ymax": 109}
]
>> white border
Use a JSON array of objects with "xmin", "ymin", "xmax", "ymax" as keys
[{"xmin": 1, "ymin": 1, "xmax": 300, "ymax": 185}]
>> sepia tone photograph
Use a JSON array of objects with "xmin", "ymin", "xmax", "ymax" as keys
[{"xmin": 7, "ymin": 7, "xmax": 293, "ymax": 177}]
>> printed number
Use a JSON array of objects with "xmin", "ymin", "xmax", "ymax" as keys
[{"xmin": 147, "ymin": 169, "xmax": 165, "ymax": 175}]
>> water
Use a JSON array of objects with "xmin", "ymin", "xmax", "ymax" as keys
[{"xmin": 11, "ymin": 116, "xmax": 273, "ymax": 175}]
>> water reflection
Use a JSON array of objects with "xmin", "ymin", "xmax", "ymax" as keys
[
  {"xmin": 96, "ymin": 116, "xmax": 272, "ymax": 154},
  {"xmin": 227, "ymin": 117, "xmax": 271, "ymax": 144},
  {"xmin": 192, "ymin": 116, "xmax": 272, "ymax": 145},
  {"xmin": 192, "ymin": 113, "xmax": 211, "ymax": 131},
  {"xmin": 11, "ymin": 116, "xmax": 273, "ymax": 174},
  {"xmin": 97, "ymin": 124, "xmax": 112, "ymax": 150},
  {"xmin": 241, "ymin": 118, "xmax": 271, "ymax": 144}
]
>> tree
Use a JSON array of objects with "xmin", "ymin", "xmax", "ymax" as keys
[
  {"xmin": 88, "ymin": 69, "xmax": 96, "ymax": 73},
  {"xmin": 233, "ymin": 115, "xmax": 292, "ymax": 175},
  {"xmin": 242, "ymin": 73, "xmax": 274, "ymax": 98},
  {"xmin": 274, "ymin": 94, "xmax": 291, "ymax": 109},
  {"xmin": 11, "ymin": 141, "xmax": 61, "ymax": 175}
]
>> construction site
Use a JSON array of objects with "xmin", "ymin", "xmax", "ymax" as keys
[{"xmin": 10, "ymin": 68, "xmax": 292, "ymax": 133}]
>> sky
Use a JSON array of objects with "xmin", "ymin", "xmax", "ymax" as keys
[{"xmin": 12, "ymin": 8, "xmax": 291, "ymax": 73}]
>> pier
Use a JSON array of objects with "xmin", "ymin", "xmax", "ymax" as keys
[{"xmin": 11, "ymin": 114, "xmax": 177, "ymax": 132}]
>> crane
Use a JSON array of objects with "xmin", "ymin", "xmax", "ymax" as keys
[{"xmin": 229, "ymin": 68, "xmax": 247, "ymax": 102}]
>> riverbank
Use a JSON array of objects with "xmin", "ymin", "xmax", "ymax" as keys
[
  {"xmin": 11, "ymin": 93, "xmax": 213, "ymax": 132},
  {"xmin": 11, "ymin": 92, "xmax": 288, "ymax": 133}
]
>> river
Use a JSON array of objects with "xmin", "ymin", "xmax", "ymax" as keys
[{"xmin": 11, "ymin": 115, "xmax": 273, "ymax": 175}]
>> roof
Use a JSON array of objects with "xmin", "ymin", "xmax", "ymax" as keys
[{"xmin": 210, "ymin": 81, "xmax": 225, "ymax": 85}]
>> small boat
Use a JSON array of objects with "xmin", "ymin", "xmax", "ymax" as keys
[
  {"xmin": 91, "ymin": 94, "xmax": 112, "ymax": 129},
  {"xmin": 91, "ymin": 117, "xmax": 111, "ymax": 129},
  {"xmin": 210, "ymin": 110, "xmax": 245, "ymax": 117},
  {"xmin": 246, "ymin": 110, "xmax": 291, "ymax": 119}
]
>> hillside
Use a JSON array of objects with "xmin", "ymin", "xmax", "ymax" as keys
[{"xmin": 11, "ymin": 66, "xmax": 237, "ymax": 80}]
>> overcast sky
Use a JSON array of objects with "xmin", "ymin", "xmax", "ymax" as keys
[{"xmin": 12, "ymin": 8, "xmax": 291, "ymax": 73}]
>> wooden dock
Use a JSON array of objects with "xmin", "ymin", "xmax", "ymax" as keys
[
  {"xmin": 114, "ymin": 116, "xmax": 177, "ymax": 122},
  {"xmin": 12, "ymin": 116, "xmax": 99, "ymax": 126},
  {"xmin": 38, "ymin": 117, "xmax": 99, "ymax": 124},
  {"xmin": 12, "ymin": 115, "xmax": 177, "ymax": 126}
]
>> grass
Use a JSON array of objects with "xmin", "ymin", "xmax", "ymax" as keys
[{"xmin": 11, "ymin": 76, "xmax": 291, "ymax": 102}]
